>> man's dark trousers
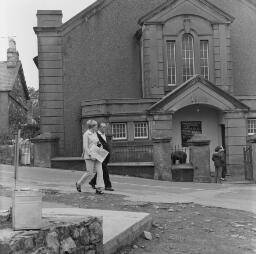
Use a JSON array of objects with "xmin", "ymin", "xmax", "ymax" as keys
[{"xmin": 89, "ymin": 133, "xmax": 112, "ymax": 188}]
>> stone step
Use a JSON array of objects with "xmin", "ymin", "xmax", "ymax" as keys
[{"xmin": 43, "ymin": 208, "xmax": 152, "ymax": 254}]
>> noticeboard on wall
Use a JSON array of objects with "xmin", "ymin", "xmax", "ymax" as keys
[{"xmin": 181, "ymin": 121, "xmax": 202, "ymax": 147}]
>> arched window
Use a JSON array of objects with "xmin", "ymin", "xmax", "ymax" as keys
[{"xmin": 182, "ymin": 34, "xmax": 195, "ymax": 81}]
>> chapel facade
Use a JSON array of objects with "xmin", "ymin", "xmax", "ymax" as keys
[{"xmin": 34, "ymin": 0, "xmax": 256, "ymax": 181}]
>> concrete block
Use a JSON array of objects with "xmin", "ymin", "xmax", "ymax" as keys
[{"xmin": 43, "ymin": 208, "xmax": 151, "ymax": 254}]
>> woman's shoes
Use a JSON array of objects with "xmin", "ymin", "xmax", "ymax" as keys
[
  {"xmin": 76, "ymin": 182, "xmax": 81, "ymax": 192},
  {"xmin": 95, "ymin": 189, "xmax": 104, "ymax": 195}
]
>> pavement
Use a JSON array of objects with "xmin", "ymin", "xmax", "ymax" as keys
[{"xmin": 0, "ymin": 164, "xmax": 256, "ymax": 214}]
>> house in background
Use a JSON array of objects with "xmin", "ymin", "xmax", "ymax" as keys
[
  {"xmin": 34, "ymin": 0, "xmax": 256, "ymax": 181},
  {"xmin": 0, "ymin": 39, "xmax": 29, "ymax": 135}
]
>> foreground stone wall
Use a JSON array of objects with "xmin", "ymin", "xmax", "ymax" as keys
[{"xmin": 0, "ymin": 216, "xmax": 103, "ymax": 254}]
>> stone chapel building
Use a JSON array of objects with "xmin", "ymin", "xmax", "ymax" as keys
[{"xmin": 34, "ymin": 0, "xmax": 256, "ymax": 181}]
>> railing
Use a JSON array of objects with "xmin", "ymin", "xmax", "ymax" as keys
[
  {"xmin": 110, "ymin": 141, "xmax": 153, "ymax": 162},
  {"xmin": 171, "ymin": 145, "xmax": 190, "ymax": 164},
  {"xmin": 243, "ymin": 145, "xmax": 253, "ymax": 180},
  {"xmin": 171, "ymin": 145, "xmax": 189, "ymax": 154}
]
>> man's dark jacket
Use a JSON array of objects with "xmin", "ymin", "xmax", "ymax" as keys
[{"xmin": 97, "ymin": 132, "xmax": 110, "ymax": 165}]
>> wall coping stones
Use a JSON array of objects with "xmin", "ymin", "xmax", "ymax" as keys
[
  {"xmin": 188, "ymin": 134, "xmax": 211, "ymax": 146},
  {"xmin": 31, "ymin": 133, "xmax": 59, "ymax": 143},
  {"xmin": 152, "ymin": 137, "xmax": 171, "ymax": 143}
]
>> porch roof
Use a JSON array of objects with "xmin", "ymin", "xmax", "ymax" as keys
[{"xmin": 148, "ymin": 75, "xmax": 249, "ymax": 113}]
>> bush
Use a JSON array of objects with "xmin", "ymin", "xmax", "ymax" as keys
[
  {"xmin": 0, "ymin": 132, "xmax": 15, "ymax": 145},
  {"xmin": 21, "ymin": 123, "xmax": 40, "ymax": 139}
]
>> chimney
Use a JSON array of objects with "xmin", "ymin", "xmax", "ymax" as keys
[
  {"xmin": 36, "ymin": 10, "xmax": 63, "ymax": 27},
  {"xmin": 7, "ymin": 38, "xmax": 19, "ymax": 68}
]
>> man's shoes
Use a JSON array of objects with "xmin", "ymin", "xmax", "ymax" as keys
[
  {"xmin": 96, "ymin": 189, "xmax": 104, "ymax": 195},
  {"xmin": 105, "ymin": 187, "xmax": 114, "ymax": 191},
  {"xmin": 89, "ymin": 182, "xmax": 96, "ymax": 189}
]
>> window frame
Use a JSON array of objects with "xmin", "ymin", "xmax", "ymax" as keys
[
  {"xmin": 248, "ymin": 119, "xmax": 256, "ymax": 136},
  {"xmin": 134, "ymin": 122, "xmax": 149, "ymax": 140},
  {"xmin": 111, "ymin": 122, "xmax": 127, "ymax": 141},
  {"xmin": 166, "ymin": 40, "xmax": 177, "ymax": 86},
  {"xmin": 164, "ymin": 33, "xmax": 213, "ymax": 89},
  {"xmin": 182, "ymin": 33, "xmax": 195, "ymax": 82},
  {"xmin": 200, "ymin": 40, "xmax": 210, "ymax": 80}
]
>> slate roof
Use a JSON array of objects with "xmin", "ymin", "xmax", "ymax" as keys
[
  {"xmin": 0, "ymin": 61, "xmax": 20, "ymax": 91},
  {"xmin": 0, "ymin": 61, "xmax": 29, "ymax": 99}
]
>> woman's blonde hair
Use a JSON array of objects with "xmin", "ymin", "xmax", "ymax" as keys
[{"xmin": 87, "ymin": 119, "xmax": 98, "ymax": 129}]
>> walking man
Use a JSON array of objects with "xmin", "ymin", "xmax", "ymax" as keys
[{"xmin": 89, "ymin": 122, "xmax": 114, "ymax": 191}]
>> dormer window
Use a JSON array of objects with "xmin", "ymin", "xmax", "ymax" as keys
[{"xmin": 182, "ymin": 34, "xmax": 195, "ymax": 82}]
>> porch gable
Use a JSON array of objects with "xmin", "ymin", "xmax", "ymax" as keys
[{"xmin": 148, "ymin": 75, "xmax": 249, "ymax": 113}]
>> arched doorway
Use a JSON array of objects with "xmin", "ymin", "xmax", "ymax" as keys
[{"xmin": 172, "ymin": 104, "xmax": 224, "ymax": 172}]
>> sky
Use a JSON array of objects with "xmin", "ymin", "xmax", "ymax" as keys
[{"xmin": 0, "ymin": 0, "xmax": 96, "ymax": 89}]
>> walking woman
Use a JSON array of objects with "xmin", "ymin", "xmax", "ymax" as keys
[{"xmin": 76, "ymin": 120, "xmax": 105, "ymax": 194}]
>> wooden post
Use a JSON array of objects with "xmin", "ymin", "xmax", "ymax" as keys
[{"xmin": 14, "ymin": 129, "xmax": 21, "ymax": 189}]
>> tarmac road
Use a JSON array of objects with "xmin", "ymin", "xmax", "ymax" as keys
[{"xmin": 0, "ymin": 164, "xmax": 256, "ymax": 213}]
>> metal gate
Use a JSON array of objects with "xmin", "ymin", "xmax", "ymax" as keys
[{"xmin": 243, "ymin": 145, "xmax": 253, "ymax": 180}]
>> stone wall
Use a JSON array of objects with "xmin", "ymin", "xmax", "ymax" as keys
[{"xmin": 0, "ymin": 216, "xmax": 103, "ymax": 254}]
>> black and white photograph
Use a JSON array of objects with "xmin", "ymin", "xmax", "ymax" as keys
[{"xmin": 0, "ymin": 0, "xmax": 256, "ymax": 253}]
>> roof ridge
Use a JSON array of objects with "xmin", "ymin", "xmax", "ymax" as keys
[{"xmin": 61, "ymin": 0, "xmax": 116, "ymax": 35}]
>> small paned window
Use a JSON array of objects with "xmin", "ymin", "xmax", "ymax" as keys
[
  {"xmin": 134, "ymin": 122, "xmax": 148, "ymax": 139},
  {"xmin": 182, "ymin": 34, "xmax": 195, "ymax": 82},
  {"xmin": 200, "ymin": 40, "xmax": 209, "ymax": 80},
  {"xmin": 112, "ymin": 123, "xmax": 127, "ymax": 140},
  {"xmin": 248, "ymin": 119, "xmax": 256, "ymax": 135},
  {"xmin": 167, "ymin": 41, "xmax": 176, "ymax": 86}
]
